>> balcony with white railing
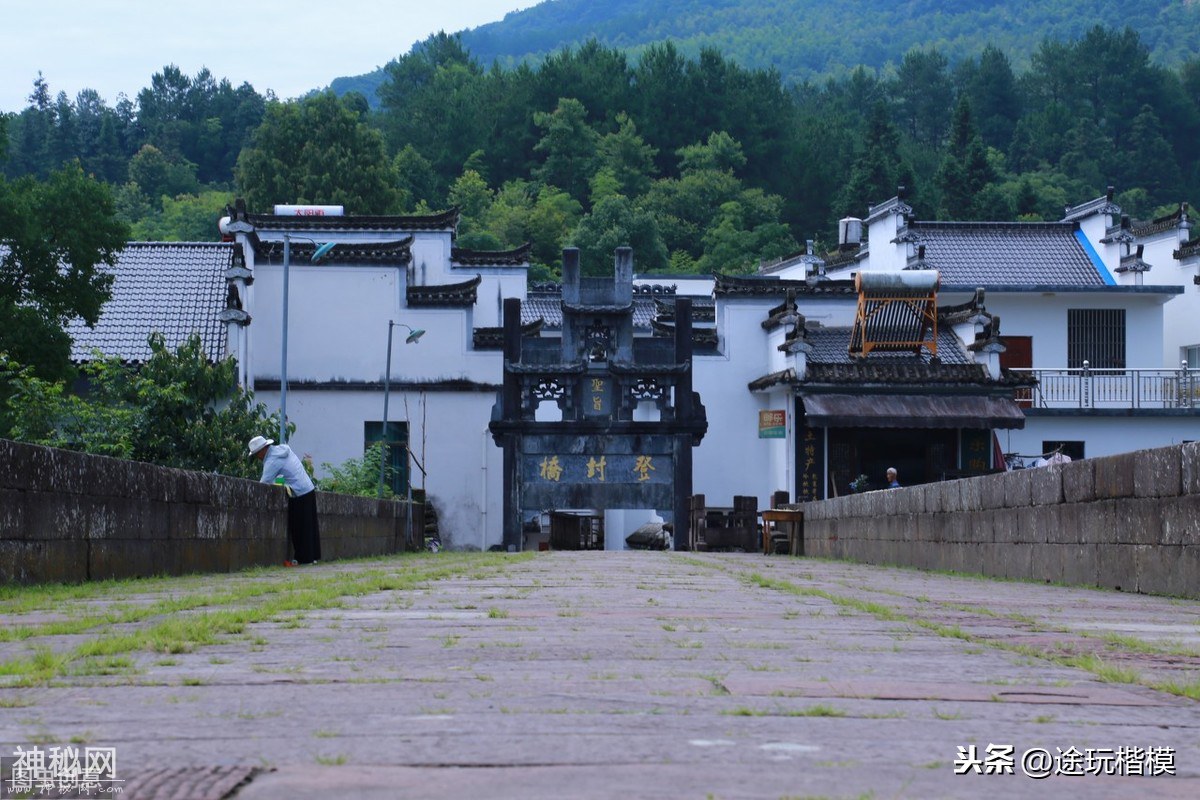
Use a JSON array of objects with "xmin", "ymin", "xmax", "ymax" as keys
[{"xmin": 1010, "ymin": 363, "xmax": 1199, "ymax": 410}]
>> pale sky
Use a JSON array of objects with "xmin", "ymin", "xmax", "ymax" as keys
[{"xmin": 1, "ymin": 0, "xmax": 532, "ymax": 112}]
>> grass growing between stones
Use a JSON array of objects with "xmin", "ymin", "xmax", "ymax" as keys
[
  {"xmin": 679, "ymin": 555, "xmax": 1200, "ymax": 703},
  {"xmin": 0, "ymin": 552, "xmax": 530, "ymax": 687},
  {"xmin": 723, "ymin": 704, "xmax": 848, "ymax": 718}
]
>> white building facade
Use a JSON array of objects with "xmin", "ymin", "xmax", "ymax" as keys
[
  {"xmin": 765, "ymin": 191, "xmax": 1196, "ymax": 468},
  {"xmin": 220, "ymin": 202, "xmax": 527, "ymax": 549},
  {"xmin": 70, "ymin": 190, "xmax": 1200, "ymax": 548}
]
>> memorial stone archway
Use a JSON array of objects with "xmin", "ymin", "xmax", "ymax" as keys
[{"xmin": 489, "ymin": 247, "xmax": 708, "ymax": 551}]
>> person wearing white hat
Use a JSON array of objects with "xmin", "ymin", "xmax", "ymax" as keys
[{"xmin": 249, "ymin": 435, "xmax": 320, "ymax": 565}]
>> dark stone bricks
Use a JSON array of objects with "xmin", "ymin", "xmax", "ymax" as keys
[
  {"xmin": 1135, "ymin": 545, "xmax": 1186, "ymax": 596},
  {"xmin": 1058, "ymin": 500, "xmax": 1117, "ymax": 545},
  {"xmin": 1096, "ymin": 545, "xmax": 1133, "ymax": 592},
  {"xmin": 1001, "ymin": 542, "xmax": 1033, "ymax": 580},
  {"xmin": 1094, "ymin": 452, "xmax": 1135, "ymax": 499},
  {"xmin": 980, "ymin": 474, "xmax": 1006, "ymax": 510},
  {"xmin": 1061, "ymin": 544, "xmax": 1099, "ymax": 587},
  {"xmin": 0, "ymin": 540, "xmax": 88, "ymax": 583},
  {"xmin": 961, "ymin": 511, "xmax": 993, "ymax": 544},
  {"xmin": 799, "ymin": 445, "xmax": 1200, "ymax": 598},
  {"xmin": 1160, "ymin": 494, "xmax": 1200, "ymax": 546},
  {"xmin": 1182, "ymin": 442, "xmax": 1200, "ymax": 495},
  {"xmin": 1061, "ymin": 459, "xmax": 1096, "ymax": 503},
  {"xmin": 960, "ymin": 478, "xmax": 982, "ymax": 512},
  {"xmin": 1, "ymin": 439, "xmax": 407, "ymax": 584},
  {"xmin": 1114, "ymin": 499, "xmax": 1163, "ymax": 546},
  {"xmin": 91, "ymin": 539, "xmax": 171, "ymax": 581},
  {"xmin": 25, "ymin": 492, "xmax": 90, "ymax": 540},
  {"xmin": 1134, "ymin": 446, "xmax": 1182, "ymax": 498},
  {"xmin": 1029, "ymin": 465, "xmax": 1064, "ymax": 505},
  {"xmin": 1013, "ymin": 505, "xmax": 1055, "ymax": 545},
  {"xmin": 1030, "ymin": 543, "xmax": 1064, "ymax": 584},
  {"xmin": 0, "ymin": 489, "xmax": 26, "ymax": 540},
  {"xmin": 990, "ymin": 507, "xmax": 1020, "ymax": 544},
  {"xmin": 1002, "ymin": 469, "xmax": 1033, "ymax": 508}
]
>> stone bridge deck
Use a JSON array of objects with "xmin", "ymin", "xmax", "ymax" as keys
[{"xmin": 1, "ymin": 551, "xmax": 1198, "ymax": 799}]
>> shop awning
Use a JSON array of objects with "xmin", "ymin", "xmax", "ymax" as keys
[{"xmin": 800, "ymin": 393, "xmax": 1025, "ymax": 429}]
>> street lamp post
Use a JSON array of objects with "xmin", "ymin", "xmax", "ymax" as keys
[
  {"xmin": 378, "ymin": 320, "xmax": 426, "ymax": 499},
  {"xmin": 280, "ymin": 234, "xmax": 337, "ymax": 443}
]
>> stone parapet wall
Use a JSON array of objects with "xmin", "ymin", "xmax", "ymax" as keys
[
  {"xmin": 0, "ymin": 439, "xmax": 412, "ymax": 584},
  {"xmin": 803, "ymin": 442, "xmax": 1200, "ymax": 599}
]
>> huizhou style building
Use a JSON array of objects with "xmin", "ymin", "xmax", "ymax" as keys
[{"xmin": 65, "ymin": 192, "xmax": 1199, "ymax": 548}]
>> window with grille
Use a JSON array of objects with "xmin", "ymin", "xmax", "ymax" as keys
[
  {"xmin": 1042, "ymin": 440, "xmax": 1085, "ymax": 460},
  {"xmin": 364, "ymin": 421, "xmax": 409, "ymax": 496},
  {"xmin": 1067, "ymin": 309, "xmax": 1125, "ymax": 369}
]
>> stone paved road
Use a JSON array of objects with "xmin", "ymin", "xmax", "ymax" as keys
[{"xmin": 2, "ymin": 551, "xmax": 1199, "ymax": 799}]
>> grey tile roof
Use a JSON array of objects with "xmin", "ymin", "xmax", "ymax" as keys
[
  {"xmin": 1061, "ymin": 193, "xmax": 1121, "ymax": 223},
  {"xmin": 251, "ymin": 237, "xmax": 412, "ymax": 265},
  {"xmin": 66, "ymin": 242, "xmax": 231, "ymax": 364},
  {"xmin": 452, "ymin": 243, "xmax": 531, "ymax": 266},
  {"xmin": 714, "ymin": 273, "xmax": 857, "ymax": 297},
  {"xmin": 520, "ymin": 291, "xmax": 660, "ymax": 330},
  {"xmin": 1132, "ymin": 203, "xmax": 1189, "ymax": 237},
  {"xmin": 902, "ymin": 222, "xmax": 1108, "ymax": 286}
]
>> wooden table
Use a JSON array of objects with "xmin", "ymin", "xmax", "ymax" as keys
[{"xmin": 760, "ymin": 508, "xmax": 805, "ymax": 556}]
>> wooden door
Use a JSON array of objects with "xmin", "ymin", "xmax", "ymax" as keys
[{"xmin": 1001, "ymin": 336, "xmax": 1033, "ymax": 406}]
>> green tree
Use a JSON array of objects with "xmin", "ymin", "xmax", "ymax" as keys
[
  {"xmin": 393, "ymin": 145, "xmax": 439, "ymax": 211},
  {"xmin": 236, "ymin": 92, "xmax": 401, "ymax": 213},
  {"xmin": 1117, "ymin": 105, "xmax": 1182, "ymax": 204},
  {"xmin": 526, "ymin": 185, "xmax": 582, "ymax": 271},
  {"xmin": 130, "ymin": 334, "xmax": 283, "ymax": 477},
  {"xmin": 569, "ymin": 195, "xmax": 667, "ymax": 275},
  {"xmin": 481, "ymin": 179, "xmax": 534, "ymax": 249},
  {"xmin": 448, "ymin": 168, "xmax": 493, "ymax": 221},
  {"xmin": 958, "ymin": 45, "xmax": 1021, "ymax": 150},
  {"xmin": 5, "ymin": 75, "xmax": 54, "ymax": 178},
  {"xmin": 0, "ymin": 334, "xmax": 283, "ymax": 478},
  {"xmin": 130, "ymin": 190, "xmax": 233, "ymax": 241},
  {"xmin": 0, "ymin": 163, "xmax": 129, "ymax": 380},
  {"xmin": 128, "ymin": 144, "xmax": 200, "ymax": 200},
  {"xmin": 632, "ymin": 42, "xmax": 695, "ymax": 177},
  {"xmin": 532, "ymin": 98, "xmax": 599, "ymax": 203},
  {"xmin": 935, "ymin": 97, "xmax": 998, "ymax": 219},
  {"xmin": 1057, "ymin": 116, "xmax": 1114, "ymax": 194},
  {"xmin": 134, "ymin": 66, "xmax": 265, "ymax": 185},
  {"xmin": 378, "ymin": 33, "xmax": 488, "ymax": 194},
  {"xmin": 0, "ymin": 353, "xmax": 134, "ymax": 454},
  {"xmin": 894, "ymin": 47, "xmax": 954, "ymax": 147},
  {"xmin": 531, "ymin": 39, "xmax": 634, "ymax": 131},
  {"xmin": 677, "ymin": 131, "xmax": 746, "ymax": 174},
  {"xmin": 595, "ymin": 112, "xmax": 657, "ymax": 198},
  {"xmin": 318, "ymin": 443, "xmax": 397, "ymax": 498},
  {"xmin": 448, "ymin": 168, "xmax": 498, "ymax": 249},
  {"xmin": 697, "ymin": 199, "xmax": 797, "ymax": 275},
  {"xmin": 834, "ymin": 102, "xmax": 913, "ymax": 217}
]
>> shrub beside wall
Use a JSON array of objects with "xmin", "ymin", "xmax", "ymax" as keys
[
  {"xmin": 802, "ymin": 442, "xmax": 1200, "ymax": 599},
  {"xmin": 0, "ymin": 439, "xmax": 413, "ymax": 584}
]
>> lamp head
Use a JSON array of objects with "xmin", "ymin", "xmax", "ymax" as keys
[
  {"xmin": 405, "ymin": 328, "xmax": 426, "ymax": 344},
  {"xmin": 310, "ymin": 242, "xmax": 337, "ymax": 262}
]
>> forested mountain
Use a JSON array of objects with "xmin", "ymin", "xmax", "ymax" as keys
[
  {"xmin": 330, "ymin": 0, "xmax": 1200, "ymax": 107},
  {"xmin": 4, "ymin": 23, "xmax": 1200, "ymax": 282}
]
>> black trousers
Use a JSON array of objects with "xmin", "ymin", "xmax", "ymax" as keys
[{"xmin": 288, "ymin": 490, "xmax": 322, "ymax": 564}]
